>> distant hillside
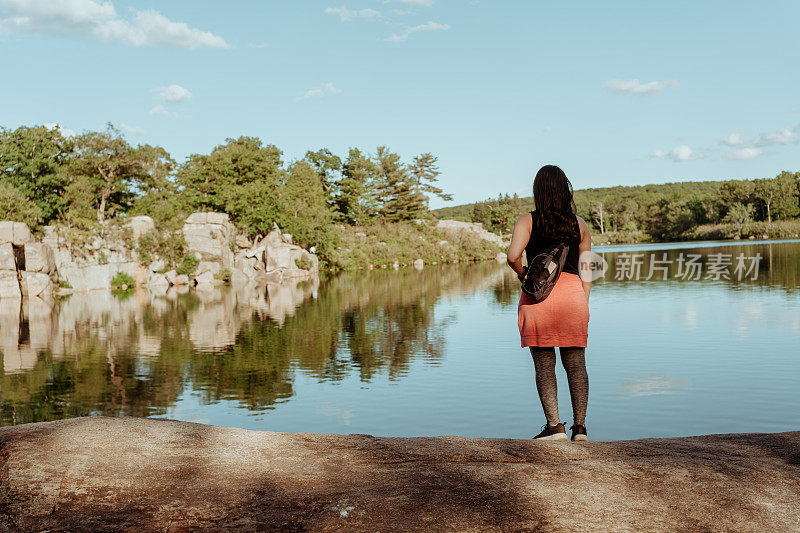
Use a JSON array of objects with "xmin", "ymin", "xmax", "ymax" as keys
[
  {"xmin": 433, "ymin": 180, "xmax": 727, "ymax": 221},
  {"xmin": 432, "ymin": 174, "xmax": 800, "ymax": 244}
]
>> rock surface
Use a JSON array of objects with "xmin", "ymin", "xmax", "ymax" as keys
[
  {"xmin": 1, "ymin": 417, "xmax": 797, "ymax": 532},
  {"xmin": 22, "ymin": 243, "xmax": 56, "ymax": 274},
  {"xmin": 0, "ymin": 270, "xmax": 21, "ymax": 299},
  {"xmin": 436, "ymin": 219, "xmax": 505, "ymax": 247},
  {"xmin": 182, "ymin": 212, "xmax": 235, "ymax": 267},
  {"xmin": 0, "ymin": 221, "xmax": 34, "ymax": 246},
  {"xmin": 124, "ymin": 215, "xmax": 155, "ymax": 241},
  {"xmin": 20, "ymin": 271, "xmax": 53, "ymax": 299}
]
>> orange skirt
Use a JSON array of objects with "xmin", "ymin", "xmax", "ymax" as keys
[{"xmin": 518, "ymin": 272, "xmax": 589, "ymax": 348}]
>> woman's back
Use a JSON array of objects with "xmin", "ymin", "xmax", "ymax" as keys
[{"xmin": 525, "ymin": 210, "xmax": 581, "ymax": 276}]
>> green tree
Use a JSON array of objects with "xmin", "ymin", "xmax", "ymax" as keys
[
  {"xmin": 0, "ymin": 182, "xmax": 43, "ymax": 227},
  {"xmin": 335, "ymin": 148, "xmax": 379, "ymax": 224},
  {"xmin": 278, "ymin": 160, "xmax": 337, "ymax": 258},
  {"xmin": 410, "ymin": 153, "xmax": 453, "ymax": 206},
  {"xmin": 304, "ymin": 148, "xmax": 342, "ymax": 192},
  {"xmin": 129, "ymin": 145, "xmax": 188, "ymax": 230},
  {"xmin": 770, "ymin": 171, "xmax": 800, "ymax": 220},
  {"xmin": 723, "ymin": 202, "xmax": 753, "ymax": 237},
  {"xmin": 375, "ymin": 146, "xmax": 425, "ymax": 221},
  {"xmin": 0, "ymin": 125, "xmax": 73, "ymax": 224},
  {"xmin": 178, "ymin": 136, "xmax": 283, "ymax": 213},
  {"xmin": 65, "ymin": 125, "xmax": 146, "ymax": 223}
]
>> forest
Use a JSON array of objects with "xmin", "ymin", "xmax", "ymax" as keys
[
  {"xmin": 0, "ymin": 124, "xmax": 497, "ymax": 269},
  {"xmin": 436, "ymin": 172, "xmax": 800, "ymax": 243}
]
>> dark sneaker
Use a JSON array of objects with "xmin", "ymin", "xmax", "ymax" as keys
[
  {"xmin": 533, "ymin": 422, "xmax": 567, "ymax": 441},
  {"xmin": 570, "ymin": 424, "xmax": 588, "ymax": 441}
]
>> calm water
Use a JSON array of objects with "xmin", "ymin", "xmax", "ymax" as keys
[{"xmin": 1, "ymin": 240, "xmax": 799, "ymax": 441}]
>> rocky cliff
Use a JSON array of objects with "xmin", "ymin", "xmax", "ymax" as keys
[
  {"xmin": 1, "ymin": 417, "xmax": 797, "ymax": 532},
  {"xmin": 0, "ymin": 213, "xmax": 319, "ymax": 303}
]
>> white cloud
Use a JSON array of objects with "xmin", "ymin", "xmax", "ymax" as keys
[
  {"xmin": 726, "ymin": 147, "xmax": 763, "ymax": 160},
  {"xmin": 249, "ymin": 42, "xmax": 269, "ymax": 49},
  {"xmin": 721, "ymin": 132, "xmax": 744, "ymax": 146},
  {"xmin": 296, "ymin": 82, "xmax": 341, "ymax": 101},
  {"xmin": 120, "ymin": 124, "xmax": 144, "ymax": 135},
  {"xmin": 324, "ymin": 6, "xmax": 381, "ymax": 22},
  {"xmin": 753, "ymin": 125, "xmax": 799, "ymax": 147},
  {"xmin": 44, "ymin": 122, "xmax": 75, "ymax": 138},
  {"xmin": 397, "ymin": 0, "xmax": 435, "ymax": 5},
  {"xmin": 652, "ymin": 145, "xmax": 693, "ymax": 162},
  {"xmin": 603, "ymin": 79, "xmax": 679, "ymax": 96},
  {"xmin": 0, "ymin": 0, "xmax": 229, "ymax": 49},
  {"xmin": 149, "ymin": 104, "xmax": 176, "ymax": 117},
  {"xmin": 386, "ymin": 21, "xmax": 449, "ymax": 42},
  {"xmin": 153, "ymin": 84, "xmax": 192, "ymax": 103}
]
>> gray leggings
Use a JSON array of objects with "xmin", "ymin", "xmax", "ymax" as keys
[{"xmin": 529, "ymin": 347, "xmax": 588, "ymax": 426}]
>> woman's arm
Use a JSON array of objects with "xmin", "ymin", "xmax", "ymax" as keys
[
  {"xmin": 577, "ymin": 215, "xmax": 592, "ymax": 300},
  {"xmin": 507, "ymin": 213, "xmax": 532, "ymax": 279}
]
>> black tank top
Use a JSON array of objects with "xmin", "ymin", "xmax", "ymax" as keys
[{"xmin": 525, "ymin": 210, "xmax": 581, "ymax": 276}]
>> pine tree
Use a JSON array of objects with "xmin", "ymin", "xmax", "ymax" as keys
[
  {"xmin": 411, "ymin": 153, "xmax": 453, "ymax": 207},
  {"xmin": 334, "ymin": 148, "xmax": 379, "ymax": 224},
  {"xmin": 375, "ymin": 146, "xmax": 426, "ymax": 221}
]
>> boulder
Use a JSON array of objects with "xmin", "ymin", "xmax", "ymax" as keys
[
  {"xmin": 265, "ymin": 243, "xmax": 318, "ymax": 276},
  {"xmin": 264, "ymin": 223, "xmax": 289, "ymax": 246},
  {"xmin": 164, "ymin": 270, "xmax": 179, "ymax": 285},
  {"xmin": 235, "ymin": 235, "xmax": 252, "ymax": 249},
  {"xmin": 20, "ymin": 272, "xmax": 53, "ymax": 299},
  {"xmin": 195, "ymin": 261, "xmax": 221, "ymax": 275},
  {"xmin": 23, "ymin": 243, "xmax": 56, "ymax": 274},
  {"xmin": 147, "ymin": 273, "xmax": 169, "ymax": 291},
  {"xmin": 0, "ymin": 270, "xmax": 21, "ymax": 299},
  {"xmin": 496, "ymin": 252, "xmax": 508, "ymax": 263},
  {"xmin": 0, "ymin": 242, "xmax": 17, "ymax": 270},
  {"xmin": 194, "ymin": 270, "xmax": 215, "ymax": 286},
  {"xmin": 413, "ymin": 258, "xmax": 424, "ymax": 270},
  {"xmin": 124, "ymin": 216, "xmax": 155, "ymax": 241},
  {"xmin": 436, "ymin": 219, "xmax": 504, "ymax": 247},
  {"xmin": 0, "ymin": 221, "xmax": 34, "ymax": 246},
  {"xmin": 182, "ymin": 212, "xmax": 234, "ymax": 267},
  {"xmin": 58, "ymin": 262, "xmax": 138, "ymax": 292},
  {"xmin": 164, "ymin": 270, "xmax": 189, "ymax": 286},
  {"xmin": 149, "ymin": 259, "xmax": 166, "ymax": 273}
]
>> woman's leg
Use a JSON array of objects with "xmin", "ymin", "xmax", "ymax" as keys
[
  {"xmin": 560, "ymin": 347, "xmax": 588, "ymax": 426},
  {"xmin": 529, "ymin": 347, "xmax": 560, "ymax": 426}
]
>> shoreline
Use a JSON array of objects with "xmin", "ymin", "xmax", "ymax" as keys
[{"xmin": 1, "ymin": 416, "xmax": 798, "ymax": 531}]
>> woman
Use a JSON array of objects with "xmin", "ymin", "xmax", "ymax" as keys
[{"xmin": 506, "ymin": 165, "xmax": 592, "ymax": 442}]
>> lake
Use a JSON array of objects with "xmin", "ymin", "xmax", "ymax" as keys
[{"xmin": 1, "ymin": 240, "xmax": 799, "ymax": 441}]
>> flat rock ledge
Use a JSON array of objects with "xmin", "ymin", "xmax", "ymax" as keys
[{"xmin": 1, "ymin": 418, "xmax": 798, "ymax": 532}]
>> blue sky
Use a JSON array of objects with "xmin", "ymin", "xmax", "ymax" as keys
[{"xmin": 1, "ymin": 0, "xmax": 798, "ymax": 208}]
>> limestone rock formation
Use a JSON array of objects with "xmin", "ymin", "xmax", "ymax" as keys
[
  {"xmin": 0, "ymin": 417, "xmax": 798, "ymax": 532},
  {"xmin": 58, "ymin": 263, "xmax": 138, "ymax": 292},
  {"xmin": 436, "ymin": 219, "xmax": 504, "ymax": 247},
  {"xmin": 182, "ymin": 212, "xmax": 235, "ymax": 267},
  {"xmin": 0, "ymin": 221, "xmax": 34, "ymax": 246},
  {"xmin": 23, "ymin": 243, "xmax": 56, "ymax": 274},
  {"xmin": 0, "ymin": 269, "xmax": 21, "ymax": 299},
  {"xmin": 124, "ymin": 215, "xmax": 155, "ymax": 241},
  {"xmin": 20, "ymin": 272, "xmax": 53, "ymax": 299},
  {"xmin": 0, "ymin": 242, "xmax": 17, "ymax": 271}
]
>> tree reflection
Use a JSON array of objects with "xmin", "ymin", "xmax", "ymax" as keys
[{"xmin": 0, "ymin": 263, "xmax": 505, "ymax": 424}]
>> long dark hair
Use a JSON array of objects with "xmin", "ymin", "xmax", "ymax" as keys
[{"xmin": 532, "ymin": 165, "xmax": 579, "ymax": 241}]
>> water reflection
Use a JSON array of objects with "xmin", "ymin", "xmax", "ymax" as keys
[
  {"xmin": 1, "ymin": 241, "xmax": 798, "ymax": 439},
  {"xmin": 0, "ymin": 263, "xmax": 503, "ymax": 425}
]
